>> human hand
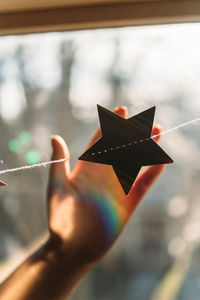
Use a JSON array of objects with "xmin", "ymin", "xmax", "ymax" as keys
[
  {"xmin": 47, "ymin": 106, "xmax": 165, "ymax": 266},
  {"xmin": 0, "ymin": 107, "xmax": 166, "ymax": 300}
]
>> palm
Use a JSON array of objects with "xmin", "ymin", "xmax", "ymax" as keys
[{"xmin": 47, "ymin": 107, "xmax": 165, "ymax": 263}]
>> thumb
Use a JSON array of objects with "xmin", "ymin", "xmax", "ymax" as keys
[{"xmin": 50, "ymin": 135, "xmax": 70, "ymax": 184}]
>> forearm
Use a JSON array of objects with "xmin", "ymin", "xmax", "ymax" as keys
[{"xmin": 0, "ymin": 238, "xmax": 90, "ymax": 300}]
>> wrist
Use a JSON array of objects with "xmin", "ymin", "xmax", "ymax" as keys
[
  {"xmin": 40, "ymin": 235, "xmax": 91, "ymax": 274},
  {"xmin": 26, "ymin": 235, "xmax": 91, "ymax": 299}
]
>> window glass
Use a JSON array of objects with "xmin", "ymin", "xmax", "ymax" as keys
[{"xmin": 0, "ymin": 23, "xmax": 200, "ymax": 300}]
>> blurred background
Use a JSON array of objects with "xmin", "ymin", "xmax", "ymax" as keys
[{"xmin": 0, "ymin": 23, "xmax": 200, "ymax": 300}]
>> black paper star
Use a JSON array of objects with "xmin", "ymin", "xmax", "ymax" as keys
[
  {"xmin": 79, "ymin": 105, "xmax": 173, "ymax": 195},
  {"xmin": 0, "ymin": 161, "xmax": 6, "ymax": 186},
  {"xmin": 0, "ymin": 181, "xmax": 6, "ymax": 186}
]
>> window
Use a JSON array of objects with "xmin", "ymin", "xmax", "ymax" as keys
[{"xmin": 0, "ymin": 23, "xmax": 200, "ymax": 299}]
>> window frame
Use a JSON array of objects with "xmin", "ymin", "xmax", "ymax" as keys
[{"xmin": 0, "ymin": 0, "xmax": 200, "ymax": 36}]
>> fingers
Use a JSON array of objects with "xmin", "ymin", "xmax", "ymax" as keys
[
  {"xmin": 50, "ymin": 135, "xmax": 70, "ymax": 181},
  {"xmin": 128, "ymin": 164, "xmax": 165, "ymax": 210},
  {"xmin": 114, "ymin": 106, "xmax": 128, "ymax": 118},
  {"xmin": 86, "ymin": 106, "xmax": 128, "ymax": 150},
  {"xmin": 151, "ymin": 125, "xmax": 162, "ymax": 143},
  {"xmin": 128, "ymin": 125, "xmax": 165, "ymax": 210}
]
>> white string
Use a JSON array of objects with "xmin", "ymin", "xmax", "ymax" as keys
[
  {"xmin": 0, "ymin": 116, "xmax": 200, "ymax": 176},
  {"xmin": 92, "ymin": 116, "xmax": 200, "ymax": 155},
  {"xmin": 0, "ymin": 158, "xmax": 67, "ymax": 175},
  {"xmin": 152, "ymin": 116, "xmax": 200, "ymax": 139}
]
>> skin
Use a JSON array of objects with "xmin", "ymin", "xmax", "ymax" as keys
[{"xmin": 0, "ymin": 106, "xmax": 165, "ymax": 300}]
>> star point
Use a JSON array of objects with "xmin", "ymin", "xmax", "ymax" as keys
[{"xmin": 0, "ymin": 180, "xmax": 7, "ymax": 186}]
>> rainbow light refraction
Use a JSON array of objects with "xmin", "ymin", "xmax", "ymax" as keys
[{"xmin": 49, "ymin": 169, "xmax": 130, "ymax": 245}]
